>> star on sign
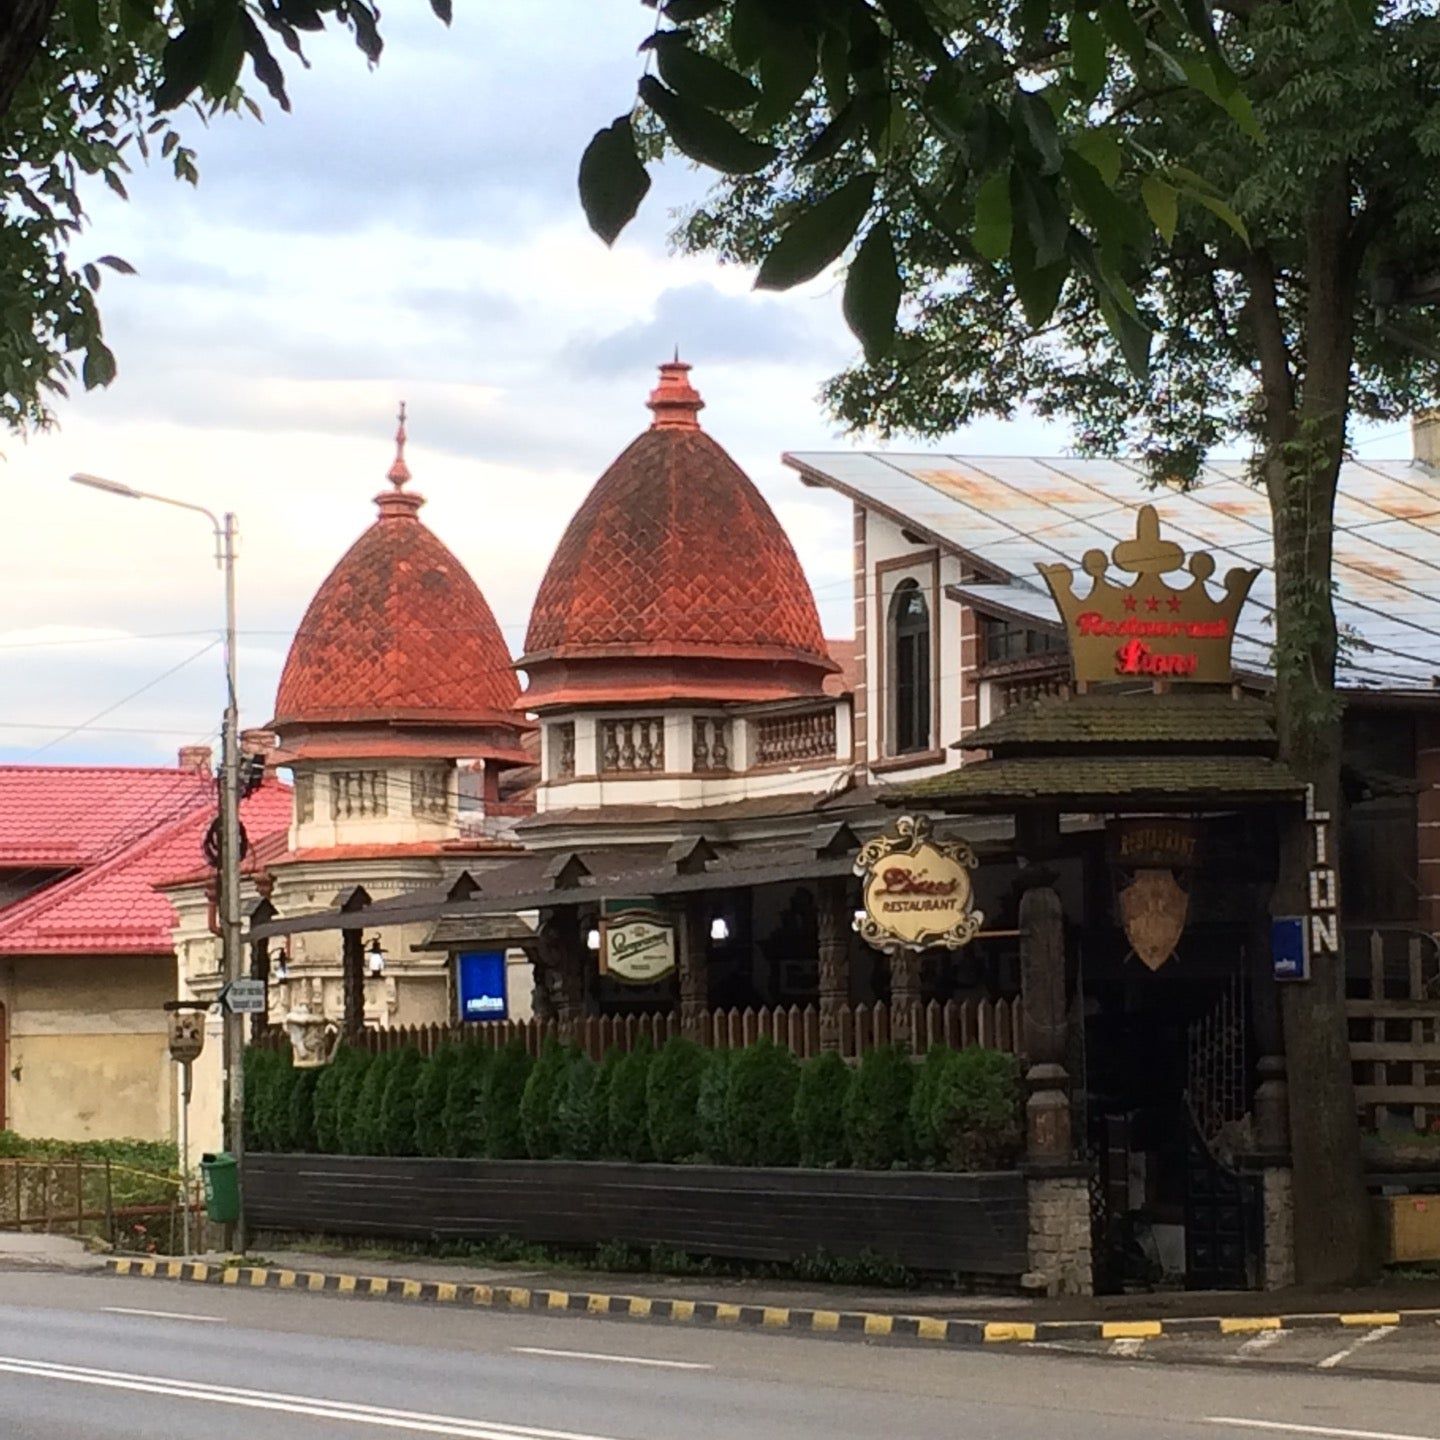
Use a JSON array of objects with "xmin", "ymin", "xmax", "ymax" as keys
[
  {"xmin": 1123, "ymin": 594, "xmax": 1138, "ymax": 612},
  {"xmin": 1145, "ymin": 595, "xmax": 1161, "ymax": 613},
  {"xmin": 1167, "ymin": 594, "xmax": 1182, "ymax": 613}
]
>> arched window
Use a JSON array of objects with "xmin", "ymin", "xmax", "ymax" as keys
[{"xmin": 890, "ymin": 579, "xmax": 931, "ymax": 754}]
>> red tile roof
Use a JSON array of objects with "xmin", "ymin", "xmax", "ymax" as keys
[
  {"xmin": 272, "ymin": 448, "xmax": 525, "ymax": 743},
  {"xmin": 0, "ymin": 765, "xmax": 214, "ymax": 870},
  {"xmin": 0, "ymin": 781, "xmax": 292, "ymax": 956},
  {"xmin": 521, "ymin": 362, "xmax": 835, "ymax": 701},
  {"xmin": 823, "ymin": 637, "xmax": 859, "ymax": 698}
]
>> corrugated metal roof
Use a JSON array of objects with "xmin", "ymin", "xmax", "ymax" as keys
[{"xmin": 788, "ymin": 453, "xmax": 1440, "ymax": 692}]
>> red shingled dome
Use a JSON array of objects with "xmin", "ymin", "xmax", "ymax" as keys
[
  {"xmin": 273, "ymin": 415, "xmax": 528, "ymax": 759},
  {"xmin": 521, "ymin": 362, "xmax": 835, "ymax": 708}
]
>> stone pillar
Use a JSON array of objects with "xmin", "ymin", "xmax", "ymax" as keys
[
  {"xmin": 538, "ymin": 908, "xmax": 585, "ymax": 1040},
  {"xmin": 889, "ymin": 950, "xmax": 921, "ymax": 1052},
  {"xmin": 676, "ymin": 899, "xmax": 709, "ymax": 1040},
  {"xmin": 1020, "ymin": 882, "xmax": 1071, "ymax": 1162},
  {"xmin": 1254, "ymin": 1053, "xmax": 1296, "ymax": 1290},
  {"xmin": 342, "ymin": 929, "xmax": 364, "ymax": 1041},
  {"xmin": 1025, "ymin": 1174, "xmax": 1094, "ymax": 1297},
  {"xmin": 816, "ymin": 877, "xmax": 852, "ymax": 1053}
]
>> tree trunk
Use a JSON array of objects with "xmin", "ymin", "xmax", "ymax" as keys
[
  {"xmin": 0, "ymin": 1, "xmax": 57, "ymax": 121},
  {"xmin": 1258, "ymin": 163, "xmax": 1373, "ymax": 1284}
]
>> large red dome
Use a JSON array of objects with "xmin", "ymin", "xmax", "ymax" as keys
[
  {"xmin": 273, "ymin": 419, "xmax": 529, "ymax": 762},
  {"xmin": 520, "ymin": 362, "xmax": 835, "ymax": 708}
]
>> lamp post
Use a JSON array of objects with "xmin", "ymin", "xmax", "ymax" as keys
[{"xmin": 70, "ymin": 472, "xmax": 247, "ymax": 1252}]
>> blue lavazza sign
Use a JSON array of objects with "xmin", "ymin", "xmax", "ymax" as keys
[
  {"xmin": 457, "ymin": 950, "xmax": 508, "ymax": 1022},
  {"xmin": 1271, "ymin": 917, "xmax": 1309, "ymax": 982}
]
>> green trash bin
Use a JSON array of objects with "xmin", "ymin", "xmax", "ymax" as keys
[{"xmin": 199, "ymin": 1152, "xmax": 240, "ymax": 1224}]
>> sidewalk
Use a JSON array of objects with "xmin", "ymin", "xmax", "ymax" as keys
[
  {"xmin": 102, "ymin": 1243, "xmax": 1440, "ymax": 1346},
  {"xmin": 0, "ymin": 1231, "xmax": 105, "ymax": 1272}
]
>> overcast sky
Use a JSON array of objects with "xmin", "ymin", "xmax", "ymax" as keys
[{"xmin": 0, "ymin": 2, "xmax": 1411, "ymax": 768}]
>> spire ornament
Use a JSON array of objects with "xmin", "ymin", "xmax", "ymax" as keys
[{"xmin": 387, "ymin": 401, "xmax": 411, "ymax": 490}]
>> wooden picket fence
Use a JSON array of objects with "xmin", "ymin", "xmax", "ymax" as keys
[{"xmin": 258, "ymin": 997, "xmax": 1023, "ymax": 1065}]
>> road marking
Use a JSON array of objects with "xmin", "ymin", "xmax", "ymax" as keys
[
  {"xmin": 1233, "ymin": 1328, "xmax": 1287, "ymax": 1358},
  {"xmin": 1108, "ymin": 1337, "xmax": 1146, "ymax": 1358},
  {"xmin": 1208, "ymin": 1420, "xmax": 1440, "ymax": 1440},
  {"xmin": 511, "ymin": 1347, "xmax": 711, "ymax": 1371},
  {"xmin": 0, "ymin": 1355, "xmax": 625, "ymax": 1440},
  {"xmin": 1316, "ymin": 1325, "xmax": 1396, "ymax": 1369},
  {"xmin": 100, "ymin": 1308, "xmax": 226, "ymax": 1325}
]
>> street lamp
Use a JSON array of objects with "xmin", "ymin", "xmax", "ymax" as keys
[{"xmin": 69, "ymin": 471, "xmax": 247, "ymax": 1251}]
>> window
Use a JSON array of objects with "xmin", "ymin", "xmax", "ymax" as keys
[
  {"xmin": 890, "ymin": 579, "xmax": 931, "ymax": 754},
  {"xmin": 981, "ymin": 615, "xmax": 1066, "ymax": 664}
]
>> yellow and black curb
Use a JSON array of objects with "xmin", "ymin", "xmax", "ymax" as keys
[{"xmin": 103, "ymin": 1258, "xmax": 1440, "ymax": 1349}]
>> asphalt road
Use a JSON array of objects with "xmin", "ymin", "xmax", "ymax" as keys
[{"xmin": 2, "ymin": 1271, "xmax": 1439, "ymax": 1440}]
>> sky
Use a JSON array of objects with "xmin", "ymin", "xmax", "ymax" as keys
[{"xmin": 0, "ymin": 2, "xmax": 1415, "ymax": 768}]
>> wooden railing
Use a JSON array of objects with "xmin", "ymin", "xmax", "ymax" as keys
[
  {"xmin": 0, "ymin": 1158, "xmax": 197, "ymax": 1253},
  {"xmin": 1348, "ymin": 927, "xmax": 1440, "ymax": 1133},
  {"xmin": 259, "ymin": 997, "xmax": 1024, "ymax": 1065}
]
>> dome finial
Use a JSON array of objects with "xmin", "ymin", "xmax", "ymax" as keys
[
  {"xmin": 387, "ymin": 401, "xmax": 411, "ymax": 489},
  {"xmin": 647, "ymin": 358, "xmax": 704, "ymax": 431}
]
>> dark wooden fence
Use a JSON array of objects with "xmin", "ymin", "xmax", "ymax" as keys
[
  {"xmin": 255, "ymin": 997, "xmax": 1023, "ymax": 1064},
  {"xmin": 244, "ymin": 1153, "xmax": 1028, "ymax": 1282},
  {"xmin": 1348, "ymin": 927, "xmax": 1440, "ymax": 1133}
]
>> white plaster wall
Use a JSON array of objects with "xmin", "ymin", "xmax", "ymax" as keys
[{"xmin": 291, "ymin": 760, "xmax": 459, "ymax": 850}]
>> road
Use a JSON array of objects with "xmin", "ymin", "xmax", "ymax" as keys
[{"xmin": 1, "ymin": 1271, "xmax": 1438, "ymax": 1440}]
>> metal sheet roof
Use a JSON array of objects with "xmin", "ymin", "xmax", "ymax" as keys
[{"xmin": 788, "ymin": 452, "xmax": 1440, "ymax": 692}]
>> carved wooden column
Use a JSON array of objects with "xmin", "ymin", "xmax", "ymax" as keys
[
  {"xmin": 676, "ymin": 899, "xmax": 709, "ymax": 1040},
  {"xmin": 889, "ymin": 950, "xmax": 922, "ymax": 1053},
  {"xmin": 1019, "ymin": 879, "xmax": 1072, "ymax": 1162},
  {"xmin": 342, "ymin": 928, "xmax": 365, "ymax": 1041},
  {"xmin": 816, "ymin": 877, "xmax": 852, "ymax": 1052},
  {"xmin": 538, "ymin": 907, "xmax": 585, "ymax": 1040},
  {"xmin": 527, "ymin": 945, "xmax": 557, "ymax": 1023}
]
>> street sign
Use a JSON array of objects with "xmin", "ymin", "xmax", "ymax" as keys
[
  {"xmin": 1271, "ymin": 917, "xmax": 1309, "ymax": 982},
  {"xmin": 220, "ymin": 978, "xmax": 268, "ymax": 1015}
]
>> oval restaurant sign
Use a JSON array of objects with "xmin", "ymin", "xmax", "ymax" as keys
[
  {"xmin": 853, "ymin": 814, "xmax": 984, "ymax": 953},
  {"xmin": 600, "ymin": 909, "xmax": 677, "ymax": 984},
  {"xmin": 1036, "ymin": 504, "xmax": 1259, "ymax": 684}
]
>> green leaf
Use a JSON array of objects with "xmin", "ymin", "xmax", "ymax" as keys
[
  {"xmin": 1012, "ymin": 90, "xmax": 1063, "ymax": 176},
  {"xmin": 972, "ymin": 170, "xmax": 1012, "ymax": 262},
  {"xmin": 730, "ymin": 0, "xmax": 767, "ymax": 68},
  {"xmin": 1009, "ymin": 228, "xmax": 1067, "ymax": 328},
  {"xmin": 1070, "ymin": 127, "xmax": 1123, "ymax": 187},
  {"xmin": 754, "ymin": 31, "xmax": 818, "ymax": 128},
  {"xmin": 82, "ymin": 339, "xmax": 117, "ymax": 390},
  {"xmin": 98, "ymin": 255, "xmax": 138, "ymax": 275},
  {"xmin": 652, "ymin": 35, "xmax": 760, "ymax": 111},
  {"xmin": 429, "ymin": 0, "xmax": 453, "ymax": 23},
  {"xmin": 756, "ymin": 173, "xmax": 877, "ymax": 290},
  {"xmin": 240, "ymin": 15, "xmax": 290, "ymax": 111},
  {"xmin": 1097, "ymin": 290, "xmax": 1151, "ymax": 377},
  {"xmin": 1068, "ymin": 13, "xmax": 1107, "ymax": 101},
  {"xmin": 72, "ymin": 0, "xmax": 102, "ymax": 50},
  {"xmin": 1098, "ymin": 0, "xmax": 1147, "ymax": 71},
  {"xmin": 155, "ymin": 12, "xmax": 218, "ymax": 110},
  {"xmin": 1012, "ymin": 166, "xmax": 1068, "ymax": 268},
  {"xmin": 1140, "ymin": 174, "xmax": 1178, "ymax": 244},
  {"xmin": 578, "ymin": 116, "xmax": 652, "ymax": 245},
  {"xmin": 1189, "ymin": 188, "xmax": 1250, "ymax": 245},
  {"xmin": 207, "ymin": 4, "xmax": 246, "ymax": 96},
  {"xmin": 877, "ymin": 0, "xmax": 949, "ymax": 66},
  {"xmin": 1018, "ymin": 0, "xmax": 1051, "ymax": 48},
  {"xmin": 1180, "ymin": 54, "xmax": 1263, "ymax": 140},
  {"xmin": 120, "ymin": 0, "xmax": 157, "ymax": 41},
  {"xmin": 1064, "ymin": 151, "xmax": 1147, "ymax": 252},
  {"xmin": 663, "ymin": 0, "xmax": 725, "ymax": 19},
  {"xmin": 819, "ymin": 25, "xmax": 850, "ymax": 111},
  {"xmin": 798, "ymin": 99, "xmax": 861, "ymax": 166},
  {"xmin": 640, "ymin": 76, "xmax": 778, "ymax": 174},
  {"xmin": 844, "ymin": 221, "xmax": 901, "ymax": 362}
]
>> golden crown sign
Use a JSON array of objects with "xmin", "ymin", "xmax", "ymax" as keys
[{"xmin": 1036, "ymin": 505, "xmax": 1259, "ymax": 685}]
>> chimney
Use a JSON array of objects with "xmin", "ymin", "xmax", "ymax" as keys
[
  {"xmin": 178, "ymin": 744, "xmax": 213, "ymax": 776},
  {"xmin": 1413, "ymin": 413, "xmax": 1440, "ymax": 468},
  {"xmin": 240, "ymin": 728, "xmax": 278, "ymax": 763}
]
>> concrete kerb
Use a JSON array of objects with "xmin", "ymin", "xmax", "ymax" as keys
[{"xmin": 102, "ymin": 1258, "xmax": 1440, "ymax": 1349}]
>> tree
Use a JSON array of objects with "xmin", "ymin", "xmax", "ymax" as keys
[
  {"xmin": 0, "ymin": 0, "xmax": 449, "ymax": 430},
  {"xmin": 584, "ymin": 0, "xmax": 1439, "ymax": 1283}
]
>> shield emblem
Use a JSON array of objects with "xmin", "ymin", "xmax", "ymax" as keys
[{"xmin": 1118, "ymin": 868, "xmax": 1188, "ymax": 971}]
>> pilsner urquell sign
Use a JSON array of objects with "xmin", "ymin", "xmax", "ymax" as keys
[
  {"xmin": 1036, "ymin": 504, "xmax": 1258, "ymax": 684},
  {"xmin": 854, "ymin": 813, "xmax": 984, "ymax": 953}
]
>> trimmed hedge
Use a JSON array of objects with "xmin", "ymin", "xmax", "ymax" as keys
[{"xmin": 244, "ymin": 1037, "xmax": 1021, "ymax": 1173}]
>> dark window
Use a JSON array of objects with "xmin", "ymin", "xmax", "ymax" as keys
[
  {"xmin": 981, "ymin": 615, "xmax": 1066, "ymax": 663},
  {"xmin": 891, "ymin": 579, "xmax": 931, "ymax": 754}
]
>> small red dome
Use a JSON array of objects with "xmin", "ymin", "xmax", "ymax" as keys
[
  {"xmin": 273, "ymin": 414, "xmax": 528, "ymax": 761},
  {"xmin": 520, "ymin": 362, "xmax": 835, "ymax": 708}
]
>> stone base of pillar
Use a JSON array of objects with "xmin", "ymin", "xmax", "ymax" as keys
[
  {"xmin": 1262, "ymin": 1165, "xmax": 1296, "ymax": 1291},
  {"xmin": 1025, "ymin": 1173, "xmax": 1093, "ymax": 1297}
]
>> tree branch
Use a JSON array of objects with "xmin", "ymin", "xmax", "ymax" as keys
[
  {"xmin": 0, "ymin": 1, "xmax": 58, "ymax": 121},
  {"xmin": 1242, "ymin": 248, "xmax": 1295, "ymax": 448}
]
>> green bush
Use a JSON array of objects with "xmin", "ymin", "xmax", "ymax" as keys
[
  {"xmin": 794, "ymin": 1050, "xmax": 851, "ymax": 1168},
  {"xmin": 245, "ymin": 1048, "xmax": 293, "ymax": 1151},
  {"xmin": 348, "ymin": 1052, "xmax": 394, "ymax": 1156},
  {"xmin": 606, "ymin": 1038, "xmax": 654, "ymax": 1163},
  {"xmin": 442, "ymin": 1045, "xmax": 492, "ymax": 1157},
  {"xmin": 725, "ymin": 1038, "xmax": 799, "ymax": 1167},
  {"xmin": 695, "ymin": 1049, "xmax": 733, "ymax": 1164},
  {"xmin": 287, "ymin": 1068, "xmax": 320, "ymax": 1153},
  {"xmin": 483, "ymin": 1043, "xmax": 534, "ymax": 1159},
  {"xmin": 908, "ymin": 1045, "xmax": 955, "ymax": 1168},
  {"xmin": 413, "ymin": 1046, "xmax": 459, "ymax": 1157},
  {"xmin": 844, "ymin": 1044, "xmax": 913, "ymax": 1170},
  {"xmin": 521, "ymin": 1040, "xmax": 576, "ymax": 1160},
  {"xmin": 556, "ymin": 1054, "xmax": 602, "ymax": 1159},
  {"xmin": 930, "ymin": 1048, "xmax": 1023, "ymax": 1171},
  {"xmin": 647, "ymin": 1037, "xmax": 706, "ymax": 1164},
  {"xmin": 379, "ymin": 1048, "xmax": 425, "ymax": 1157},
  {"xmin": 590, "ymin": 1048, "xmax": 626, "ymax": 1158},
  {"xmin": 314, "ymin": 1047, "xmax": 364, "ymax": 1154},
  {"xmin": 0, "ymin": 1133, "xmax": 177, "ymax": 1174}
]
